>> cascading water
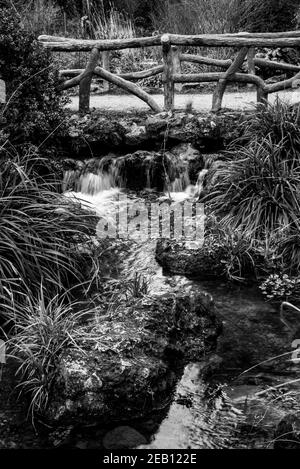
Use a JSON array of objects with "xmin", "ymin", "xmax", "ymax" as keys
[
  {"xmin": 63, "ymin": 157, "xmax": 125, "ymax": 195},
  {"xmin": 63, "ymin": 151, "xmax": 208, "ymax": 199},
  {"xmin": 62, "ymin": 152, "xmax": 248, "ymax": 449}
]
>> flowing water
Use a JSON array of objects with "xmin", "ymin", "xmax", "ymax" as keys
[{"xmin": 62, "ymin": 157, "xmax": 299, "ymax": 449}]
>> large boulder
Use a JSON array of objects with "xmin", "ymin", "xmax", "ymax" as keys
[
  {"xmin": 156, "ymin": 240, "xmax": 226, "ymax": 279},
  {"xmin": 45, "ymin": 290, "xmax": 221, "ymax": 425}
]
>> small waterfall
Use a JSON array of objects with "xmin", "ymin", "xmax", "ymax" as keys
[
  {"xmin": 194, "ymin": 169, "xmax": 209, "ymax": 198},
  {"xmin": 63, "ymin": 152, "xmax": 210, "ymax": 198},
  {"xmin": 167, "ymin": 168, "xmax": 191, "ymax": 193},
  {"xmin": 63, "ymin": 158, "xmax": 125, "ymax": 195}
]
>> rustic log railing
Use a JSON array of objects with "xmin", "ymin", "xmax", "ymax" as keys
[{"xmin": 39, "ymin": 31, "xmax": 300, "ymax": 114}]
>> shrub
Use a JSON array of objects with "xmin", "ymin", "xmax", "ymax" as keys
[{"xmin": 0, "ymin": 7, "xmax": 67, "ymax": 145}]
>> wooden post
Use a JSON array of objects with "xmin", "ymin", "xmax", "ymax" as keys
[
  {"xmin": 162, "ymin": 34, "xmax": 175, "ymax": 111},
  {"xmin": 79, "ymin": 47, "xmax": 100, "ymax": 114},
  {"xmin": 247, "ymin": 47, "xmax": 256, "ymax": 88},
  {"xmin": 101, "ymin": 51, "xmax": 110, "ymax": 93},
  {"xmin": 212, "ymin": 46, "xmax": 249, "ymax": 112},
  {"xmin": 172, "ymin": 46, "xmax": 183, "ymax": 92},
  {"xmin": 257, "ymin": 87, "xmax": 268, "ymax": 104}
]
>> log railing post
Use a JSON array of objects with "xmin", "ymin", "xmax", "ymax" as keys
[
  {"xmin": 247, "ymin": 47, "xmax": 256, "ymax": 88},
  {"xmin": 79, "ymin": 47, "xmax": 100, "ymax": 113},
  {"xmin": 257, "ymin": 86, "xmax": 268, "ymax": 104},
  {"xmin": 212, "ymin": 46, "xmax": 249, "ymax": 112},
  {"xmin": 172, "ymin": 46, "xmax": 183, "ymax": 92},
  {"xmin": 162, "ymin": 34, "xmax": 175, "ymax": 111},
  {"xmin": 101, "ymin": 51, "xmax": 110, "ymax": 93}
]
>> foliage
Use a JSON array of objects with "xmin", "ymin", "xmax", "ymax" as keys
[
  {"xmin": 260, "ymin": 274, "xmax": 300, "ymax": 302},
  {"xmin": 124, "ymin": 272, "xmax": 150, "ymax": 299},
  {"xmin": 203, "ymin": 216, "xmax": 261, "ymax": 282},
  {"xmin": 0, "ymin": 7, "xmax": 67, "ymax": 144},
  {"xmin": 205, "ymin": 100, "xmax": 300, "ymax": 286},
  {"xmin": 205, "ymin": 136, "xmax": 300, "ymax": 239},
  {"xmin": 8, "ymin": 0, "xmax": 62, "ymax": 36},
  {"xmin": 6, "ymin": 291, "xmax": 88, "ymax": 420},
  {"xmin": 151, "ymin": 0, "xmax": 238, "ymax": 35},
  {"xmin": 276, "ymin": 228, "xmax": 300, "ymax": 276},
  {"xmin": 233, "ymin": 0, "xmax": 299, "ymax": 33},
  {"xmin": 0, "ymin": 150, "xmax": 101, "ymax": 321},
  {"xmin": 237, "ymin": 100, "xmax": 300, "ymax": 155}
]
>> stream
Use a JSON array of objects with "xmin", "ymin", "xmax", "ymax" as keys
[{"xmin": 61, "ymin": 162, "xmax": 300, "ymax": 450}]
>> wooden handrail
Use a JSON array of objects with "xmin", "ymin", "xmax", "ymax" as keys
[
  {"xmin": 254, "ymin": 58, "xmax": 300, "ymax": 72},
  {"xmin": 39, "ymin": 32, "xmax": 300, "ymax": 51},
  {"xmin": 38, "ymin": 35, "xmax": 162, "ymax": 51},
  {"xmin": 39, "ymin": 31, "xmax": 300, "ymax": 113},
  {"xmin": 60, "ymin": 65, "xmax": 164, "ymax": 81},
  {"xmin": 180, "ymin": 54, "xmax": 232, "ymax": 68},
  {"xmin": 168, "ymin": 34, "xmax": 300, "ymax": 48}
]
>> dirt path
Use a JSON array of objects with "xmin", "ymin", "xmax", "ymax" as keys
[{"xmin": 67, "ymin": 89, "xmax": 300, "ymax": 112}]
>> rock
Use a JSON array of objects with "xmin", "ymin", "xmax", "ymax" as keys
[
  {"xmin": 156, "ymin": 240, "xmax": 226, "ymax": 278},
  {"xmin": 115, "ymin": 150, "xmax": 191, "ymax": 191},
  {"xmin": 45, "ymin": 290, "xmax": 221, "ymax": 425},
  {"xmin": 170, "ymin": 143, "xmax": 201, "ymax": 162},
  {"xmin": 58, "ymin": 110, "xmax": 248, "ymax": 160},
  {"xmin": 116, "ymin": 150, "xmax": 166, "ymax": 190},
  {"xmin": 169, "ymin": 143, "xmax": 204, "ymax": 183},
  {"xmin": 145, "ymin": 113, "xmax": 169, "ymax": 134},
  {"xmin": 103, "ymin": 426, "xmax": 147, "ymax": 449},
  {"xmin": 125, "ymin": 124, "xmax": 147, "ymax": 146}
]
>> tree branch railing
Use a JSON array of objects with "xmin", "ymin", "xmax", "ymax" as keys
[{"xmin": 39, "ymin": 31, "xmax": 300, "ymax": 114}]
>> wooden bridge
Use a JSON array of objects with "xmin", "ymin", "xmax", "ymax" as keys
[{"xmin": 38, "ymin": 31, "xmax": 300, "ymax": 114}]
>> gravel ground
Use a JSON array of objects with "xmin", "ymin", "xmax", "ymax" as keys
[{"xmin": 67, "ymin": 89, "xmax": 300, "ymax": 112}]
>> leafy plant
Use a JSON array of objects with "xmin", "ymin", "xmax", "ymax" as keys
[{"xmin": 260, "ymin": 274, "xmax": 300, "ymax": 302}]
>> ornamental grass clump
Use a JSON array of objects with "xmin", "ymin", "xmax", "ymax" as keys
[
  {"xmin": 0, "ymin": 151, "xmax": 100, "ymax": 321},
  {"xmin": 205, "ymin": 136, "xmax": 300, "ymax": 240}
]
